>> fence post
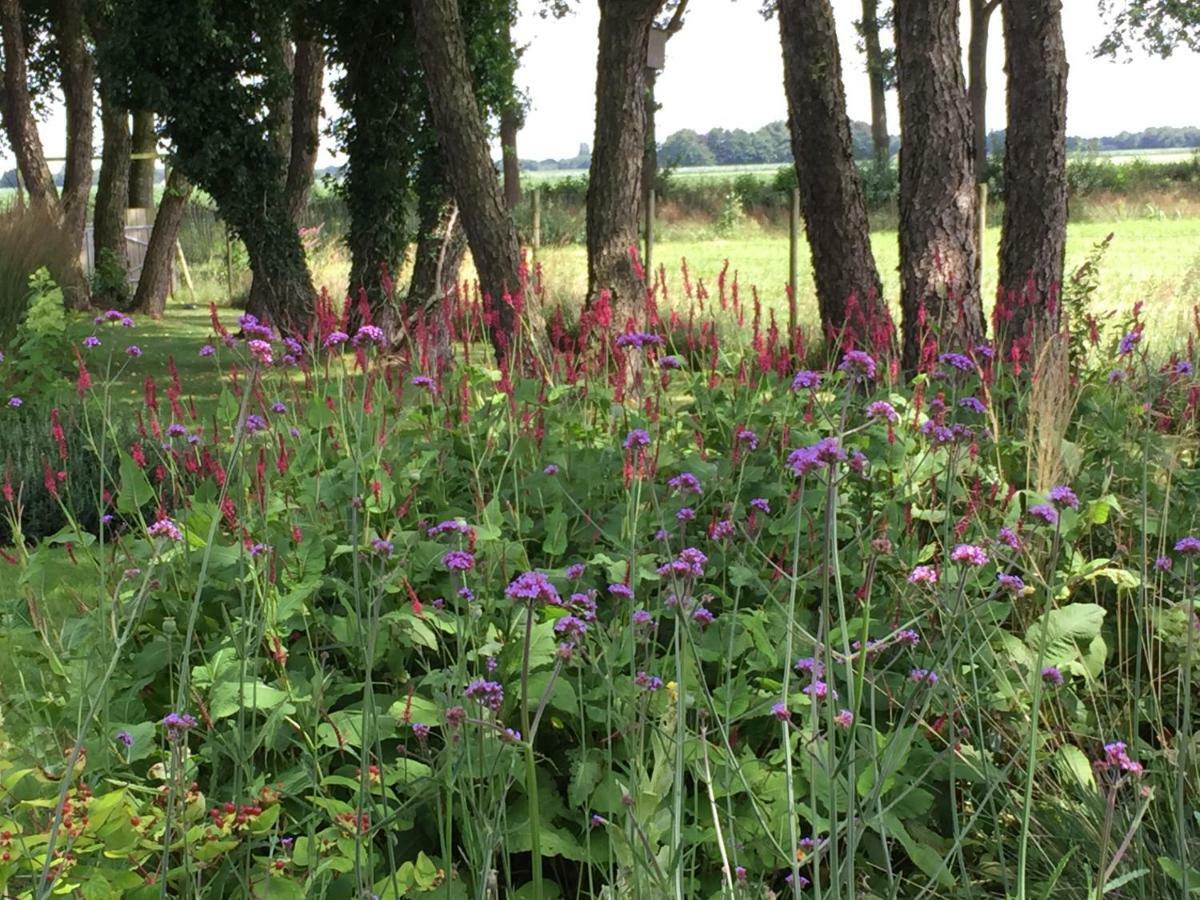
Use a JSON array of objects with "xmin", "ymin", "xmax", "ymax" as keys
[
  {"xmin": 225, "ymin": 226, "xmax": 234, "ymax": 300},
  {"xmin": 644, "ymin": 188, "xmax": 655, "ymax": 277},
  {"xmin": 976, "ymin": 182, "xmax": 988, "ymax": 289},
  {"xmin": 15, "ymin": 168, "xmax": 25, "ymax": 211},
  {"xmin": 788, "ymin": 187, "xmax": 800, "ymax": 338},
  {"xmin": 531, "ymin": 188, "xmax": 541, "ymax": 264}
]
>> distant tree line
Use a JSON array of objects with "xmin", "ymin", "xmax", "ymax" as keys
[{"xmin": 511, "ymin": 122, "xmax": 1200, "ymax": 174}]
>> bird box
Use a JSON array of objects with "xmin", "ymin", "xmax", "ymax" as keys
[{"xmin": 647, "ymin": 26, "xmax": 667, "ymax": 70}]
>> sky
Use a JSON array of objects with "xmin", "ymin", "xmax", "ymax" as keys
[{"xmin": 3, "ymin": 1, "xmax": 1199, "ymax": 172}]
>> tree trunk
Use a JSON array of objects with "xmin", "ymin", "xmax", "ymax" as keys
[
  {"xmin": 968, "ymin": 0, "xmax": 999, "ymax": 178},
  {"xmin": 242, "ymin": 213, "xmax": 315, "ymax": 331},
  {"xmin": 500, "ymin": 107, "xmax": 522, "ymax": 211},
  {"xmin": 0, "ymin": 0, "xmax": 89, "ymax": 302},
  {"xmin": 52, "ymin": 0, "xmax": 94, "ymax": 264},
  {"xmin": 133, "ymin": 170, "xmax": 191, "ymax": 318},
  {"xmin": 94, "ymin": 77, "xmax": 132, "ymax": 277},
  {"xmin": 586, "ymin": 0, "xmax": 661, "ymax": 330},
  {"xmin": 779, "ymin": 0, "xmax": 886, "ymax": 344},
  {"xmin": 129, "ymin": 111, "xmax": 156, "ymax": 210},
  {"xmin": 412, "ymin": 0, "xmax": 527, "ymax": 360},
  {"xmin": 999, "ymin": 0, "xmax": 1068, "ymax": 358},
  {"xmin": 266, "ymin": 25, "xmax": 295, "ymax": 193},
  {"xmin": 859, "ymin": 0, "xmax": 890, "ymax": 168},
  {"xmin": 406, "ymin": 193, "xmax": 467, "ymax": 312},
  {"xmin": 0, "ymin": 0, "xmax": 60, "ymax": 216},
  {"xmin": 286, "ymin": 36, "xmax": 324, "ymax": 225},
  {"xmin": 894, "ymin": 0, "xmax": 984, "ymax": 370}
]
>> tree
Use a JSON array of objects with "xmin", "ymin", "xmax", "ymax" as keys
[
  {"xmin": 128, "ymin": 110, "xmax": 154, "ymax": 210},
  {"xmin": 586, "ymin": 0, "xmax": 663, "ymax": 327},
  {"xmin": 998, "ymin": 0, "xmax": 1067, "ymax": 359},
  {"xmin": 856, "ymin": 0, "xmax": 891, "ymax": 168},
  {"xmin": 1096, "ymin": 0, "xmax": 1200, "ymax": 58},
  {"xmin": 102, "ymin": 0, "xmax": 315, "ymax": 329},
  {"xmin": 413, "ymin": 0, "xmax": 531, "ymax": 359},
  {"xmin": 286, "ymin": 29, "xmax": 323, "ymax": 224},
  {"xmin": 894, "ymin": 0, "xmax": 983, "ymax": 369},
  {"xmin": 659, "ymin": 129, "xmax": 716, "ymax": 167},
  {"xmin": 132, "ymin": 169, "xmax": 191, "ymax": 317},
  {"xmin": 89, "ymin": 6, "xmax": 132, "ymax": 289},
  {"xmin": 51, "ymin": 0, "xmax": 93, "ymax": 260},
  {"xmin": 968, "ymin": 0, "xmax": 1000, "ymax": 176},
  {"xmin": 778, "ymin": 0, "xmax": 886, "ymax": 345},
  {"xmin": 0, "ymin": 0, "xmax": 90, "ymax": 302}
]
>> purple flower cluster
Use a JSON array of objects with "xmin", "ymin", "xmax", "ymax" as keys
[
  {"xmin": 657, "ymin": 547, "xmax": 708, "ymax": 579},
  {"xmin": 668, "ymin": 472, "xmax": 702, "ymax": 494},
  {"xmin": 908, "ymin": 565, "xmax": 939, "ymax": 585},
  {"xmin": 442, "ymin": 550, "xmax": 475, "ymax": 571},
  {"xmin": 787, "ymin": 437, "xmax": 846, "ymax": 477},
  {"xmin": 1028, "ymin": 504, "xmax": 1059, "ymax": 526},
  {"xmin": 506, "ymin": 571, "xmax": 561, "ymax": 606},
  {"xmin": 1048, "ymin": 485, "xmax": 1079, "ymax": 510},
  {"xmin": 838, "ymin": 350, "xmax": 877, "ymax": 380},
  {"xmin": 614, "ymin": 331, "xmax": 665, "ymax": 350},
  {"xmin": 1175, "ymin": 536, "xmax": 1200, "ymax": 554},
  {"xmin": 1099, "ymin": 740, "xmax": 1143, "ymax": 775},
  {"xmin": 938, "ymin": 352, "xmax": 975, "ymax": 373},
  {"xmin": 1041, "ymin": 666, "xmax": 1064, "ymax": 686},
  {"xmin": 465, "ymin": 678, "xmax": 504, "ymax": 711},
  {"xmin": 790, "ymin": 370, "xmax": 822, "ymax": 391},
  {"xmin": 950, "ymin": 544, "xmax": 989, "ymax": 567},
  {"xmin": 959, "ymin": 396, "xmax": 986, "ymax": 414},
  {"xmin": 428, "ymin": 519, "xmax": 471, "ymax": 538},
  {"xmin": 997, "ymin": 573, "xmax": 1025, "ymax": 594},
  {"xmin": 750, "ymin": 497, "xmax": 770, "ymax": 514},
  {"xmin": 148, "ymin": 517, "xmax": 183, "ymax": 542},
  {"xmin": 634, "ymin": 671, "xmax": 663, "ymax": 691},
  {"xmin": 623, "ymin": 429, "xmax": 651, "ymax": 450},
  {"xmin": 608, "ymin": 582, "xmax": 633, "ymax": 599},
  {"xmin": 910, "ymin": 668, "xmax": 939, "ymax": 686},
  {"xmin": 162, "ymin": 711, "xmax": 198, "ymax": 742},
  {"xmin": 866, "ymin": 400, "xmax": 899, "ymax": 423},
  {"xmin": 353, "ymin": 324, "xmax": 384, "ymax": 346},
  {"xmin": 322, "ymin": 331, "xmax": 350, "ymax": 348}
]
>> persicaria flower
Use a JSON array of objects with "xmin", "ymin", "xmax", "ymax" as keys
[
  {"xmin": 1028, "ymin": 504, "xmax": 1059, "ymax": 526},
  {"xmin": 838, "ymin": 350, "xmax": 877, "ymax": 380},
  {"xmin": 791, "ymin": 370, "xmax": 821, "ymax": 391},
  {"xmin": 668, "ymin": 472, "xmax": 702, "ymax": 494},
  {"xmin": 464, "ymin": 678, "xmax": 504, "ymax": 711},
  {"xmin": 1041, "ymin": 666, "xmax": 1064, "ymax": 686},
  {"xmin": 1048, "ymin": 485, "xmax": 1079, "ymax": 510},
  {"xmin": 442, "ymin": 550, "xmax": 475, "ymax": 571},
  {"xmin": 833, "ymin": 709, "xmax": 854, "ymax": 729},
  {"xmin": 1174, "ymin": 536, "xmax": 1200, "ymax": 554},
  {"xmin": 866, "ymin": 400, "xmax": 898, "ymax": 423},
  {"xmin": 910, "ymin": 668, "xmax": 939, "ymax": 685},
  {"xmin": 950, "ymin": 544, "xmax": 989, "ymax": 566},
  {"xmin": 623, "ymin": 429, "xmax": 650, "ymax": 450},
  {"xmin": 908, "ymin": 565, "xmax": 939, "ymax": 585},
  {"xmin": 505, "ymin": 571, "xmax": 560, "ymax": 606},
  {"xmin": 148, "ymin": 518, "xmax": 183, "ymax": 541}
]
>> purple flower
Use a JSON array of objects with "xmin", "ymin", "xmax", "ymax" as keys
[
  {"xmin": 998, "ymin": 526, "xmax": 1022, "ymax": 550},
  {"xmin": 908, "ymin": 565, "xmax": 939, "ymax": 585},
  {"xmin": 614, "ymin": 331, "xmax": 665, "ymax": 350},
  {"xmin": 709, "ymin": 518, "xmax": 735, "ymax": 540},
  {"xmin": 803, "ymin": 680, "xmax": 835, "ymax": 700},
  {"xmin": 500, "ymin": 727, "xmax": 522, "ymax": 743},
  {"xmin": 691, "ymin": 607, "xmax": 715, "ymax": 626},
  {"xmin": 632, "ymin": 608, "xmax": 655, "ymax": 628},
  {"xmin": 838, "ymin": 350, "xmax": 877, "ymax": 380},
  {"xmin": 634, "ymin": 671, "xmax": 663, "ymax": 691},
  {"xmin": 7, "ymin": 397, "xmax": 21, "ymax": 408},
  {"xmin": 771, "ymin": 703, "xmax": 791, "ymax": 722},
  {"xmin": 938, "ymin": 352, "xmax": 975, "ymax": 373},
  {"xmin": 199, "ymin": 344, "xmax": 215, "ymax": 357},
  {"xmin": 668, "ymin": 472, "xmax": 702, "ymax": 494},
  {"xmin": 247, "ymin": 339, "xmax": 273, "ymax": 365},
  {"xmin": 1108, "ymin": 369, "xmax": 1126, "ymax": 384},
  {"xmin": 352, "ymin": 324, "xmax": 384, "ymax": 346},
  {"xmin": 951, "ymin": 544, "xmax": 989, "ymax": 567},
  {"xmin": 1048, "ymin": 485, "xmax": 1079, "ymax": 510},
  {"xmin": 459, "ymin": 587, "xmax": 475, "ymax": 601},
  {"xmin": 464, "ymin": 678, "xmax": 504, "ymax": 711},
  {"xmin": 506, "ymin": 571, "xmax": 561, "ymax": 605},
  {"xmin": 910, "ymin": 668, "xmax": 939, "ymax": 686},
  {"xmin": 428, "ymin": 519, "xmax": 471, "ymax": 538},
  {"xmin": 83, "ymin": 335, "xmax": 101, "ymax": 349},
  {"xmin": 565, "ymin": 562, "xmax": 585, "ymax": 580},
  {"xmin": 126, "ymin": 345, "xmax": 142, "ymax": 357},
  {"xmin": 543, "ymin": 463, "xmax": 559, "ymax": 475},
  {"xmin": 244, "ymin": 414, "xmax": 269, "ymax": 433},
  {"xmin": 833, "ymin": 709, "xmax": 854, "ymax": 729},
  {"xmin": 445, "ymin": 706, "xmax": 466, "ymax": 727},
  {"xmin": 237, "ymin": 314, "xmax": 272, "ymax": 338},
  {"xmin": 735, "ymin": 426, "xmax": 759, "ymax": 450},
  {"xmin": 676, "ymin": 507, "xmax": 695, "ymax": 521},
  {"xmin": 788, "ymin": 437, "xmax": 845, "ymax": 477},
  {"xmin": 997, "ymin": 573, "xmax": 1025, "ymax": 594},
  {"xmin": 167, "ymin": 423, "xmax": 188, "ymax": 437},
  {"xmin": 659, "ymin": 355, "xmax": 682, "ymax": 369},
  {"xmin": 895, "ymin": 629, "xmax": 921, "ymax": 647},
  {"xmin": 791, "ymin": 370, "xmax": 822, "ymax": 391},
  {"xmin": 322, "ymin": 331, "xmax": 350, "ymax": 348},
  {"xmin": 1117, "ymin": 331, "xmax": 1141, "ymax": 356},
  {"xmin": 116, "ymin": 729, "xmax": 134, "ymax": 748},
  {"xmin": 623, "ymin": 429, "xmax": 651, "ymax": 450},
  {"xmin": 162, "ymin": 711, "xmax": 197, "ymax": 741},
  {"xmin": 735, "ymin": 866, "xmax": 747, "ymax": 882},
  {"xmin": 442, "ymin": 550, "xmax": 475, "ymax": 571},
  {"xmin": 866, "ymin": 400, "xmax": 899, "ymax": 423},
  {"xmin": 608, "ymin": 582, "xmax": 634, "ymax": 599},
  {"xmin": 794, "ymin": 656, "xmax": 825, "ymax": 678},
  {"xmin": 271, "ymin": 401, "xmax": 287, "ymax": 413},
  {"xmin": 1041, "ymin": 666, "xmax": 1064, "ymax": 686},
  {"xmin": 148, "ymin": 518, "xmax": 183, "ymax": 542},
  {"xmin": 372, "ymin": 537, "xmax": 394, "ymax": 557},
  {"xmin": 750, "ymin": 497, "xmax": 770, "ymax": 514},
  {"xmin": 554, "ymin": 615, "xmax": 589, "ymax": 639},
  {"xmin": 1028, "ymin": 504, "xmax": 1059, "ymax": 526},
  {"xmin": 412, "ymin": 723, "xmax": 431, "ymax": 740},
  {"xmin": 411, "ymin": 375, "xmax": 436, "ymax": 390},
  {"xmin": 959, "ymin": 396, "xmax": 986, "ymax": 414},
  {"xmin": 1154, "ymin": 555, "xmax": 1172, "ymax": 571},
  {"xmin": 1174, "ymin": 360, "xmax": 1193, "ymax": 376},
  {"xmin": 1175, "ymin": 536, "xmax": 1200, "ymax": 554},
  {"xmin": 1100, "ymin": 740, "xmax": 1143, "ymax": 775}
]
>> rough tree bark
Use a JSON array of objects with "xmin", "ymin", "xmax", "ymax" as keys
[
  {"xmin": 999, "ymin": 0, "xmax": 1068, "ymax": 356},
  {"xmin": 51, "ymin": 0, "xmax": 93, "ymax": 263},
  {"xmin": 779, "ymin": 0, "xmax": 885, "ymax": 340},
  {"xmin": 286, "ymin": 35, "xmax": 324, "ymax": 225},
  {"xmin": 412, "ymin": 0, "xmax": 530, "ymax": 360},
  {"xmin": 93, "ymin": 78, "xmax": 132, "ymax": 277},
  {"xmin": 586, "ymin": 0, "xmax": 662, "ymax": 327},
  {"xmin": 133, "ymin": 169, "xmax": 191, "ymax": 317},
  {"xmin": 0, "ymin": 0, "xmax": 89, "ymax": 301},
  {"xmin": 406, "ymin": 192, "xmax": 467, "ymax": 313},
  {"xmin": 500, "ymin": 108, "xmax": 522, "ymax": 211},
  {"xmin": 894, "ymin": 0, "xmax": 984, "ymax": 370},
  {"xmin": 859, "ymin": 0, "xmax": 890, "ymax": 168},
  {"xmin": 129, "ymin": 111, "xmax": 156, "ymax": 210}
]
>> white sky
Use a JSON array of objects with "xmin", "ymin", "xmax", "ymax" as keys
[{"xmin": 3, "ymin": 1, "xmax": 1199, "ymax": 172}]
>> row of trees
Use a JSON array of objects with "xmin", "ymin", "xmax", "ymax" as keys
[{"xmin": 2, "ymin": 0, "xmax": 1197, "ymax": 366}]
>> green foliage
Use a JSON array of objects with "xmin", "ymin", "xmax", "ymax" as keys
[
  {"xmin": 711, "ymin": 188, "xmax": 746, "ymax": 237},
  {"xmin": 89, "ymin": 247, "xmax": 131, "ymax": 309},
  {"xmin": 3, "ymin": 269, "xmax": 71, "ymax": 399},
  {"xmin": 0, "ymin": 209, "xmax": 74, "ymax": 345},
  {"xmin": 1097, "ymin": 0, "xmax": 1200, "ymax": 58}
]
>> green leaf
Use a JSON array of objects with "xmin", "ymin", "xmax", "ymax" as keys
[
  {"xmin": 209, "ymin": 681, "xmax": 292, "ymax": 720},
  {"xmin": 1055, "ymin": 745, "xmax": 1096, "ymax": 792},
  {"xmin": 543, "ymin": 505, "xmax": 568, "ymax": 556},
  {"xmin": 116, "ymin": 453, "xmax": 154, "ymax": 514},
  {"xmin": 1158, "ymin": 857, "xmax": 1200, "ymax": 892},
  {"xmin": 1103, "ymin": 868, "xmax": 1149, "ymax": 893}
]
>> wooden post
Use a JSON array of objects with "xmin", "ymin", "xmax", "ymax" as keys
[
  {"xmin": 976, "ymin": 182, "xmax": 988, "ymax": 288},
  {"xmin": 644, "ymin": 188, "xmax": 655, "ymax": 277},
  {"xmin": 15, "ymin": 168, "xmax": 25, "ymax": 211},
  {"xmin": 788, "ymin": 186, "xmax": 800, "ymax": 337},
  {"xmin": 531, "ymin": 188, "xmax": 541, "ymax": 263},
  {"xmin": 225, "ymin": 226, "xmax": 234, "ymax": 300}
]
